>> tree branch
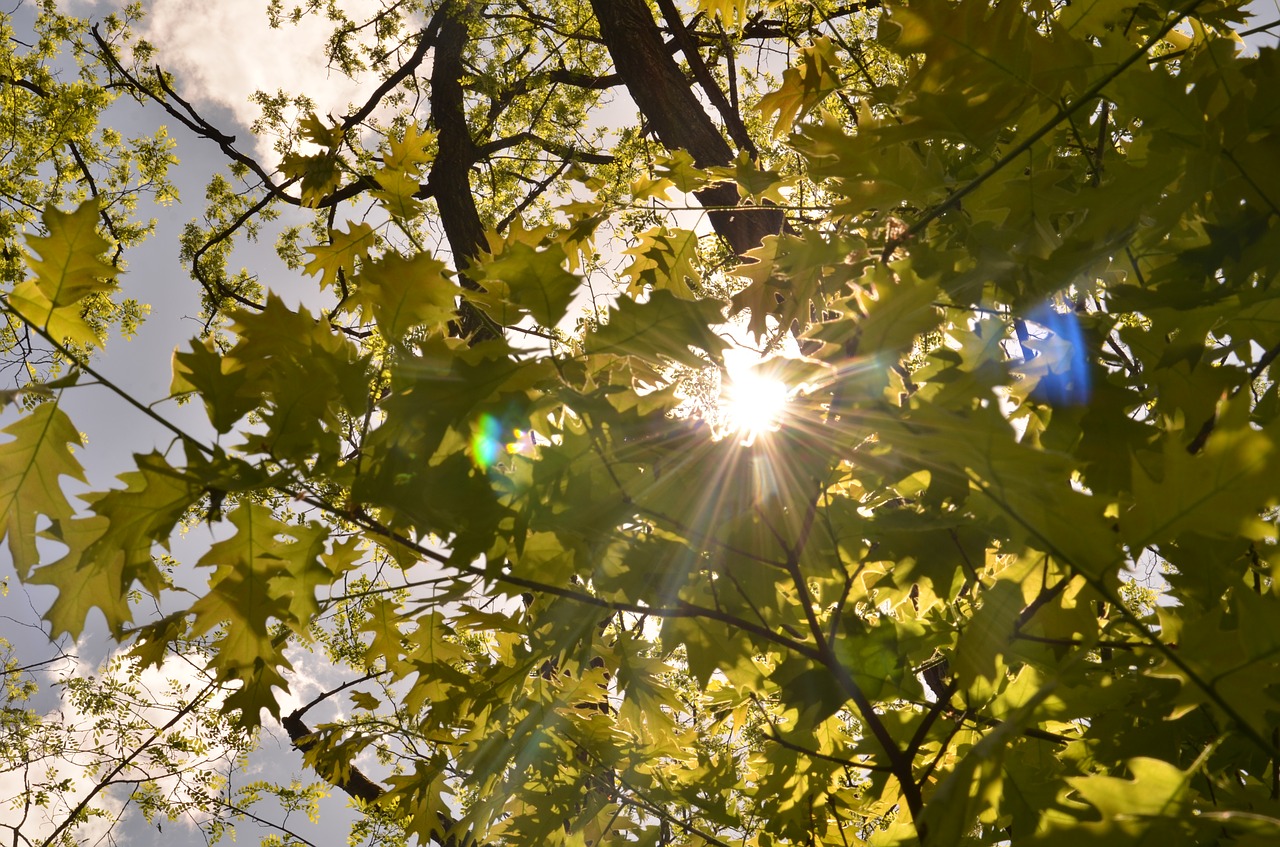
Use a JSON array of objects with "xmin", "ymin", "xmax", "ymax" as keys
[
  {"xmin": 475, "ymin": 130, "xmax": 613, "ymax": 164},
  {"xmin": 653, "ymin": 0, "xmax": 757, "ymax": 156},
  {"xmin": 427, "ymin": 1, "xmax": 500, "ymax": 342},
  {"xmin": 588, "ymin": 0, "xmax": 784, "ymax": 257}
]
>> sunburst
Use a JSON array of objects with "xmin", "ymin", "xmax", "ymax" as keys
[{"xmin": 720, "ymin": 364, "xmax": 792, "ymax": 446}]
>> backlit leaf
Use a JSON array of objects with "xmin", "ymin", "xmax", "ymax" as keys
[
  {"xmin": 0, "ymin": 403, "xmax": 84, "ymax": 570},
  {"xmin": 588, "ymin": 290, "xmax": 729, "ymax": 368},
  {"xmin": 303, "ymin": 221, "xmax": 377, "ymax": 292}
]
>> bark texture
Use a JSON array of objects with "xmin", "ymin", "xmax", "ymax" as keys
[
  {"xmin": 589, "ymin": 0, "xmax": 785, "ymax": 257},
  {"xmin": 429, "ymin": 1, "xmax": 498, "ymax": 341}
]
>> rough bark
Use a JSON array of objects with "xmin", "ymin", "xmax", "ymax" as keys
[
  {"xmin": 588, "ymin": 0, "xmax": 785, "ymax": 257},
  {"xmin": 428, "ymin": 1, "xmax": 499, "ymax": 342}
]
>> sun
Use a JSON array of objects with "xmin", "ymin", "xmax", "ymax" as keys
[{"xmin": 721, "ymin": 367, "xmax": 791, "ymax": 445}]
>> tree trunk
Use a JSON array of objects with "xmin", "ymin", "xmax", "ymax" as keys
[
  {"xmin": 588, "ymin": 0, "xmax": 784, "ymax": 257},
  {"xmin": 429, "ymin": 1, "xmax": 498, "ymax": 341}
]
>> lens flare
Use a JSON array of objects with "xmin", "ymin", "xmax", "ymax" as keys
[
  {"xmin": 471, "ymin": 414, "xmax": 503, "ymax": 469},
  {"xmin": 1023, "ymin": 302, "xmax": 1091, "ymax": 406}
]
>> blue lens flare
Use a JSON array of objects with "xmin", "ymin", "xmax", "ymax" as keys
[{"xmin": 1024, "ymin": 302, "xmax": 1091, "ymax": 406}]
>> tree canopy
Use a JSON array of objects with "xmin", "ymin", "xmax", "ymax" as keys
[{"xmin": 3, "ymin": 0, "xmax": 1280, "ymax": 844}]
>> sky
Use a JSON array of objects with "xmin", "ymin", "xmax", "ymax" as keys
[{"xmin": 2, "ymin": 0, "xmax": 1280, "ymax": 844}]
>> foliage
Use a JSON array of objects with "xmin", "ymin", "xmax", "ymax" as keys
[
  {"xmin": 3, "ymin": 0, "xmax": 1280, "ymax": 845},
  {"xmin": 0, "ymin": 0, "xmax": 176, "ymax": 380},
  {"xmin": 0, "ymin": 635, "xmax": 257, "ymax": 847}
]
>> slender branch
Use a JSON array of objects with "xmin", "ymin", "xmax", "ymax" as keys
[
  {"xmin": 89, "ymin": 27, "xmax": 292, "ymax": 202},
  {"xmin": 777, "ymin": 485, "xmax": 924, "ymax": 826},
  {"xmin": 749, "ymin": 693, "xmax": 893, "ymax": 772},
  {"xmin": 0, "ymin": 655, "xmax": 74, "ymax": 676},
  {"xmin": 205, "ymin": 797, "xmax": 319, "ymax": 847},
  {"xmin": 288, "ymin": 669, "xmax": 388, "ymax": 720},
  {"xmin": 1187, "ymin": 339, "xmax": 1280, "ymax": 454},
  {"xmin": 189, "ymin": 191, "xmax": 281, "ymax": 312},
  {"xmin": 1240, "ymin": 17, "xmax": 1280, "ymax": 36},
  {"xmin": 904, "ymin": 677, "xmax": 956, "ymax": 771},
  {"xmin": 1013, "ymin": 633, "xmax": 1153, "ymax": 650},
  {"xmin": 475, "ymin": 130, "xmax": 614, "ymax": 164},
  {"xmin": 89, "ymin": 26, "xmax": 391, "ymax": 213},
  {"xmin": 478, "ymin": 563, "xmax": 822, "ymax": 661},
  {"xmin": 340, "ymin": 16, "xmax": 443, "ymax": 131},
  {"xmin": 38, "ymin": 681, "xmax": 219, "ymax": 847}
]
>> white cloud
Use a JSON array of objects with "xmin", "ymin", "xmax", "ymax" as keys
[{"xmin": 140, "ymin": 0, "xmax": 389, "ymax": 162}]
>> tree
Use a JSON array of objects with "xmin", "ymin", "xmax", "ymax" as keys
[{"xmin": 2, "ymin": 0, "xmax": 1280, "ymax": 844}]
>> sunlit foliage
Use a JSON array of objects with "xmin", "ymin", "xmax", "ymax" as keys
[{"xmin": 4, "ymin": 0, "xmax": 1280, "ymax": 845}]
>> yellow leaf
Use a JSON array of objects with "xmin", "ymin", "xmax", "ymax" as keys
[
  {"xmin": 757, "ymin": 37, "xmax": 842, "ymax": 138},
  {"xmin": 383, "ymin": 124, "xmax": 436, "ymax": 172},
  {"xmin": 24, "ymin": 199, "xmax": 117, "ymax": 307},
  {"xmin": 372, "ymin": 168, "xmax": 424, "ymax": 220},
  {"xmin": 303, "ymin": 221, "xmax": 378, "ymax": 291},
  {"xmin": 298, "ymin": 112, "xmax": 344, "ymax": 148},
  {"xmin": 8, "ymin": 279, "xmax": 102, "ymax": 347},
  {"xmin": 281, "ymin": 151, "xmax": 343, "ymax": 207},
  {"xmin": 623, "ymin": 226, "xmax": 702, "ymax": 298}
]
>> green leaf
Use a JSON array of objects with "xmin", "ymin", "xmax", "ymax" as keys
[
  {"xmin": 920, "ymin": 666, "xmax": 1061, "ymax": 845},
  {"xmin": 731, "ymin": 230, "xmax": 859, "ymax": 340},
  {"xmin": 0, "ymin": 403, "xmax": 85, "ymax": 571},
  {"xmin": 189, "ymin": 504, "xmax": 327, "ymax": 726},
  {"xmin": 1031, "ymin": 757, "xmax": 1202, "ymax": 845},
  {"xmin": 225, "ymin": 295, "xmax": 371, "ymax": 464},
  {"xmin": 8, "ymin": 200, "xmax": 120, "ymax": 346},
  {"xmin": 817, "ymin": 261, "xmax": 942, "ymax": 358},
  {"xmin": 28, "ymin": 516, "xmax": 132, "ymax": 639},
  {"xmin": 372, "ymin": 168, "xmax": 425, "ymax": 220},
  {"xmin": 507, "ymin": 530, "xmax": 576, "ymax": 585},
  {"xmin": 622, "ymin": 226, "xmax": 702, "ymax": 299},
  {"xmin": 78, "ymin": 450, "xmax": 203, "ymax": 598},
  {"xmin": 709, "ymin": 152, "xmax": 795, "ymax": 204},
  {"xmin": 471, "ymin": 237, "xmax": 581, "ymax": 327},
  {"xmin": 757, "ymin": 37, "xmax": 842, "ymax": 138},
  {"xmin": 1123, "ymin": 395, "xmax": 1280, "ymax": 548},
  {"xmin": 298, "ymin": 112, "xmax": 345, "ymax": 148},
  {"xmin": 354, "ymin": 250, "xmax": 458, "ymax": 337},
  {"xmin": 302, "ymin": 221, "xmax": 377, "ymax": 291},
  {"xmin": 281, "ymin": 151, "xmax": 343, "ymax": 207},
  {"xmin": 588, "ymin": 290, "xmax": 729, "ymax": 368},
  {"xmin": 7, "ymin": 279, "xmax": 102, "ymax": 347},
  {"xmin": 652, "ymin": 149, "xmax": 710, "ymax": 195},
  {"xmin": 171, "ymin": 338, "xmax": 255, "ymax": 433},
  {"xmin": 23, "ymin": 200, "xmax": 118, "ymax": 307}
]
